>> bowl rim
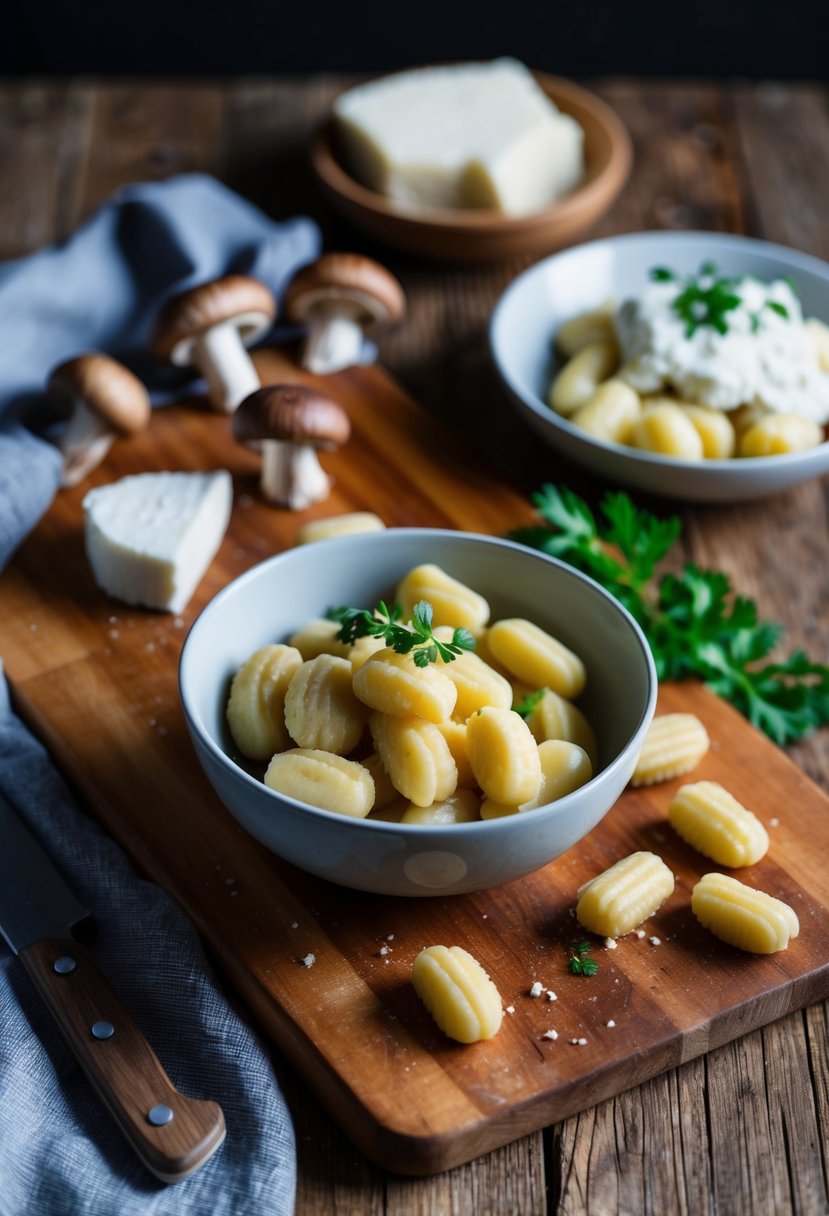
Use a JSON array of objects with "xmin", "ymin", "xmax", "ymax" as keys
[
  {"xmin": 310, "ymin": 68, "xmax": 633, "ymax": 235},
  {"xmin": 178, "ymin": 528, "xmax": 657, "ymax": 837},
  {"xmin": 489, "ymin": 229, "xmax": 829, "ymax": 475}
]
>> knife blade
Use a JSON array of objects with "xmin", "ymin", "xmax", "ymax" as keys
[{"xmin": 0, "ymin": 791, "xmax": 225, "ymax": 1182}]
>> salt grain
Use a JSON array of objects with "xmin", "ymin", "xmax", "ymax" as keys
[
  {"xmin": 542, "ymin": 1029, "xmax": 558, "ymax": 1041},
  {"xmin": 649, "ymin": 936, "xmax": 662, "ymax": 947},
  {"xmin": 606, "ymin": 1019, "xmax": 616, "ymax": 1028},
  {"xmin": 529, "ymin": 981, "xmax": 544, "ymax": 998},
  {"xmin": 604, "ymin": 937, "xmax": 617, "ymax": 950},
  {"xmin": 300, "ymin": 953, "xmax": 315, "ymax": 968},
  {"xmin": 546, "ymin": 990, "xmax": 558, "ymax": 1002}
]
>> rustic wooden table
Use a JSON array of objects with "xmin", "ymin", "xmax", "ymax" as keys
[{"xmin": 2, "ymin": 76, "xmax": 828, "ymax": 1215}]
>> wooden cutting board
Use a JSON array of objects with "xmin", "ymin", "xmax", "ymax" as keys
[{"xmin": 3, "ymin": 350, "xmax": 828, "ymax": 1176}]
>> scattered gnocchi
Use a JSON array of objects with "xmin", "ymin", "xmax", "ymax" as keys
[
  {"xmin": 411, "ymin": 945, "xmax": 503, "ymax": 1043},
  {"xmin": 631, "ymin": 712, "xmax": 710, "ymax": 787},
  {"xmin": 691, "ymin": 872, "xmax": 799, "ymax": 954},
  {"xmin": 226, "ymin": 564, "xmax": 597, "ymax": 823},
  {"xmin": 576, "ymin": 851, "xmax": 676, "ymax": 938},
  {"xmin": 668, "ymin": 781, "xmax": 769, "ymax": 867}
]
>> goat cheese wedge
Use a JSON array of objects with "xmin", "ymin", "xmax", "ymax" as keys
[
  {"xmin": 83, "ymin": 470, "xmax": 233, "ymax": 613},
  {"xmin": 333, "ymin": 58, "xmax": 584, "ymax": 217}
]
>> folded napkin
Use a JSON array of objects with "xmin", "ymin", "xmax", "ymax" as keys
[{"xmin": 0, "ymin": 175, "xmax": 321, "ymax": 1214}]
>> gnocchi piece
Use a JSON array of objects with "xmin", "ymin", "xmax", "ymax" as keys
[
  {"xmin": 737, "ymin": 413, "xmax": 823, "ymax": 457},
  {"xmin": 295, "ymin": 511, "xmax": 385, "ymax": 545},
  {"xmin": 226, "ymin": 644, "xmax": 303, "ymax": 761},
  {"xmin": 348, "ymin": 633, "xmax": 389, "ymax": 672},
  {"xmin": 631, "ymin": 713, "xmax": 710, "ymax": 787},
  {"xmin": 362, "ymin": 751, "xmax": 399, "ymax": 811},
  {"xmin": 481, "ymin": 739, "xmax": 592, "ymax": 818},
  {"xmin": 525, "ymin": 688, "xmax": 598, "ymax": 768},
  {"xmin": 555, "ymin": 306, "xmax": 617, "ymax": 360},
  {"xmin": 466, "ymin": 706, "xmax": 542, "ymax": 806},
  {"xmin": 487, "ymin": 618, "xmax": 586, "ymax": 700},
  {"xmin": 401, "ymin": 788, "xmax": 481, "ymax": 825},
  {"xmin": 576, "ymin": 851, "xmax": 675, "ymax": 938},
  {"xmin": 353, "ymin": 648, "xmax": 458, "ymax": 722},
  {"xmin": 412, "ymin": 945, "xmax": 503, "ymax": 1043},
  {"xmin": 548, "ymin": 339, "xmax": 619, "ymax": 416},
  {"xmin": 806, "ymin": 317, "xmax": 829, "ymax": 373},
  {"xmin": 436, "ymin": 646, "xmax": 513, "ymax": 718},
  {"xmin": 680, "ymin": 404, "xmax": 736, "ymax": 459},
  {"xmin": 435, "ymin": 719, "xmax": 477, "ymax": 788},
  {"xmin": 368, "ymin": 799, "xmax": 408, "ymax": 823},
  {"xmin": 691, "ymin": 872, "xmax": 799, "ymax": 954},
  {"xmin": 395, "ymin": 564, "xmax": 490, "ymax": 633},
  {"xmin": 631, "ymin": 401, "xmax": 704, "ymax": 460},
  {"xmin": 729, "ymin": 403, "xmax": 769, "ymax": 438},
  {"xmin": 284, "ymin": 654, "xmax": 368, "ymax": 755},
  {"xmin": 264, "ymin": 748, "xmax": 374, "ymax": 818},
  {"xmin": 288, "ymin": 617, "xmax": 352, "ymax": 661},
  {"xmin": 570, "ymin": 379, "xmax": 642, "ymax": 445},
  {"xmin": 369, "ymin": 712, "xmax": 458, "ymax": 807},
  {"xmin": 668, "ymin": 781, "xmax": 769, "ymax": 867}
]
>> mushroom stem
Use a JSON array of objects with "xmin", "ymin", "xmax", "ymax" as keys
[
  {"xmin": 261, "ymin": 440, "xmax": 331, "ymax": 510},
  {"xmin": 193, "ymin": 321, "xmax": 262, "ymax": 413},
  {"xmin": 301, "ymin": 308, "xmax": 365, "ymax": 375},
  {"xmin": 58, "ymin": 402, "xmax": 117, "ymax": 487}
]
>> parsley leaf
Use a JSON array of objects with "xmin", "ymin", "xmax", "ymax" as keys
[
  {"xmin": 510, "ymin": 484, "xmax": 829, "ymax": 745},
  {"xmin": 513, "ymin": 688, "xmax": 547, "ymax": 718},
  {"xmin": 327, "ymin": 599, "xmax": 475, "ymax": 667},
  {"xmin": 568, "ymin": 940, "xmax": 599, "ymax": 976}
]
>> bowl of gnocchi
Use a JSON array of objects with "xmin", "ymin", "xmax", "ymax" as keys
[
  {"xmin": 179, "ymin": 529, "xmax": 656, "ymax": 896},
  {"xmin": 489, "ymin": 231, "xmax": 829, "ymax": 501}
]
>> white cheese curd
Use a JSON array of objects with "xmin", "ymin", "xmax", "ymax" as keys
[
  {"xmin": 83, "ymin": 470, "xmax": 233, "ymax": 613},
  {"xmin": 615, "ymin": 276, "xmax": 829, "ymax": 422},
  {"xmin": 333, "ymin": 58, "xmax": 584, "ymax": 217}
]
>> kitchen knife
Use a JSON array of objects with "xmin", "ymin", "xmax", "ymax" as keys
[{"xmin": 0, "ymin": 790, "xmax": 226, "ymax": 1182}]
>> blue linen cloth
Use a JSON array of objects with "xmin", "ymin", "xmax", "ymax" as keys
[{"xmin": 0, "ymin": 174, "xmax": 322, "ymax": 1214}]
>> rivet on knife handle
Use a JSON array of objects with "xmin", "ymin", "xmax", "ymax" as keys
[{"xmin": 20, "ymin": 939, "xmax": 226, "ymax": 1182}]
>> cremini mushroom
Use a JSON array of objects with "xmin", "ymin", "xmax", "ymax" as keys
[
  {"xmin": 151, "ymin": 274, "xmax": 276, "ymax": 413},
  {"xmin": 283, "ymin": 253, "xmax": 405, "ymax": 375},
  {"xmin": 232, "ymin": 385, "xmax": 351, "ymax": 510},
  {"xmin": 48, "ymin": 353, "xmax": 151, "ymax": 487}
]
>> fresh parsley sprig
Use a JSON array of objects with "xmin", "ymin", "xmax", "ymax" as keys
[
  {"xmin": 650, "ymin": 262, "xmax": 790, "ymax": 337},
  {"xmin": 513, "ymin": 688, "xmax": 547, "ymax": 718},
  {"xmin": 568, "ymin": 940, "xmax": 599, "ymax": 977},
  {"xmin": 510, "ymin": 484, "xmax": 829, "ymax": 745},
  {"xmin": 327, "ymin": 600, "xmax": 475, "ymax": 668}
]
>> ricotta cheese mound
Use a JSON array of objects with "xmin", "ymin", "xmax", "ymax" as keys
[
  {"xmin": 333, "ymin": 58, "xmax": 585, "ymax": 217},
  {"xmin": 615, "ymin": 276, "xmax": 829, "ymax": 422},
  {"xmin": 83, "ymin": 470, "xmax": 233, "ymax": 613}
]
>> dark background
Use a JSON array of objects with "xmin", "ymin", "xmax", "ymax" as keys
[{"xmin": 0, "ymin": 0, "xmax": 819, "ymax": 78}]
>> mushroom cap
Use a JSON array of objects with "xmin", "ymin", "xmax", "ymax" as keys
[
  {"xmin": 283, "ymin": 253, "xmax": 405, "ymax": 329},
  {"xmin": 232, "ymin": 385, "xmax": 351, "ymax": 450},
  {"xmin": 151, "ymin": 274, "xmax": 277, "ymax": 366},
  {"xmin": 47, "ymin": 353, "xmax": 151, "ymax": 435}
]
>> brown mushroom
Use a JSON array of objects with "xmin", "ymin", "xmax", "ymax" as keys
[
  {"xmin": 283, "ymin": 253, "xmax": 405, "ymax": 375},
  {"xmin": 48, "ymin": 353, "xmax": 151, "ymax": 487},
  {"xmin": 232, "ymin": 385, "xmax": 351, "ymax": 509},
  {"xmin": 150, "ymin": 275, "xmax": 276, "ymax": 413}
]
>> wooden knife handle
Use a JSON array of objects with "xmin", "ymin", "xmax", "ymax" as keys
[{"xmin": 19, "ymin": 938, "xmax": 226, "ymax": 1182}]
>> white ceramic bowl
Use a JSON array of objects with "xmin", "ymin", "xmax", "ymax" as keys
[
  {"xmin": 490, "ymin": 231, "xmax": 829, "ymax": 502},
  {"xmin": 179, "ymin": 529, "xmax": 656, "ymax": 897}
]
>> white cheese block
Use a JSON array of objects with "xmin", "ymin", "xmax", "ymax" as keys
[
  {"xmin": 83, "ymin": 470, "xmax": 233, "ymax": 613},
  {"xmin": 333, "ymin": 58, "xmax": 584, "ymax": 217}
]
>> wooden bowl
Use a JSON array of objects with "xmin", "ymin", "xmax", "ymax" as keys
[{"xmin": 310, "ymin": 72, "xmax": 632, "ymax": 262}]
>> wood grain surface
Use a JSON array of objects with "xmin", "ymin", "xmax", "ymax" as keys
[{"xmin": 1, "ymin": 75, "xmax": 828, "ymax": 1214}]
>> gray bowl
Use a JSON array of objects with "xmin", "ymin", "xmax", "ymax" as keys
[
  {"xmin": 490, "ymin": 231, "xmax": 829, "ymax": 502},
  {"xmin": 179, "ymin": 529, "xmax": 656, "ymax": 896}
]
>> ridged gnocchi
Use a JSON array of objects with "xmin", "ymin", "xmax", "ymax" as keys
[
  {"xmin": 353, "ymin": 648, "xmax": 457, "ymax": 722},
  {"xmin": 631, "ymin": 713, "xmax": 710, "ymax": 786},
  {"xmin": 226, "ymin": 644, "xmax": 303, "ymax": 760},
  {"xmin": 487, "ymin": 618, "xmax": 586, "ymax": 699},
  {"xmin": 668, "ymin": 781, "xmax": 769, "ymax": 866},
  {"xmin": 480, "ymin": 740, "xmax": 592, "ymax": 818},
  {"xmin": 395, "ymin": 564, "xmax": 490, "ymax": 632},
  {"xmin": 369, "ymin": 712, "xmax": 458, "ymax": 807},
  {"xmin": 576, "ymin": 851, "xmax": 675, "ymax": 937},
  {"xmin": 691, "ymin": 872, "xmax": 799, "ymax": 953},
  {"xmin": 412, "ymin": 945, "xmax": 503, "ymax": 1043},
  {"xmin": 295, "ymin": 511, "xmax": 385, "ymax": 545},
  {"xmin": 466, "ymin": 707, "xmax": 542, "ymax": 806},
  {"xmin": 284, "ymin": 654, "xmax": 368, "ymax": 754},
  {"xmin": 264, "ymin": 749, "xmax": 374, "ymax": 818}
]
